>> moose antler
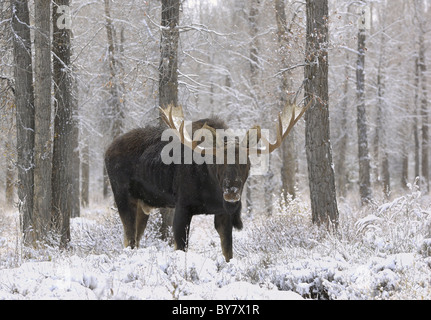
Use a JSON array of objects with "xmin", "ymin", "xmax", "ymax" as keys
[
  {"xmin": 262, "ymin": 97, "xmax": 312, "ymax": 153},
  {"xmin": 159, "ymin": 98, "xmax": 312, "ymax": 156},
  {"xmin": 244, "ymin": 97, "xmax": 313, "ymax": 154},
  {"xmin": 159, "ymin": 104, "xmax": 214, "ymax": 153}
]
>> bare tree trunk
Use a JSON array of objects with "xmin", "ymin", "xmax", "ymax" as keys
[
  {"xmin": 401, "ymin": 151, "xmax": 408, "ymax": 190},
  {"xmin": 336, "ymin": 52, "xmax": 350, "ymax": 197},
  {"xmin": 335, "ymin": 4, "xmax": 355, "ymax": 198},
  {"xmin": 400, "ymin": 63, "xmax": 409, "ymax": 190},
  {"xmin": 419, "ymin": 33, "xmax": 429, "ymax": 192},
  {"xmin": 33, "ymin": 0, "xmax": 52, "ymax": 244},
  {"xmin": 81, "ymin": 137, "xmax": 90, "ymax": 207},
  {"xmin": 356, "ymin": 3, "xmax": 372, "ymax": 205},
  {"xmin": 52, "ymin": 0, "xmax": 74, "ymax": 247},
  {"xmin": 71, "ymin": 92, "xmax": 80, "ymax": 219},
  {"xmin": 400, "ymin": 48, "xmax": 410, "ymax": 191},
  {"xmin": 373, "ymin": 8, "xmax": 390, "ymax": 198},
  {"xmin": 246, "ymin": 0, "xmax": 260, "ymax": 214},
  {"xmin": 158, "ymin": 0, "xmax": 180, "ymax": 240},
  {"xmin": 103, "ymin": 0, "xmax": 125, "ymax": 198},
  {"xmin": 412, "ymin": 0, "xmax": 429, "ymax": 192},
  {"xmin": 159, "ymin": 0, "xmax": 179, "ymax": 108},
  {"xmin": 414, "ymin": 56, "xmax": 420, "ymax": 181},
  {"xmin": 275, "ymin": 0, "xmax": 297, "ymax": 201},
  {"xmin": 372, "ymin": 72, "xmax": 382, "ymax": 186},
  {"xmin": 382, "ymin": 152, "xmax": 390, "ymax": 197},
  {"xmin": 304, "ymin": 0, "xmax": 339, "ymax": 227},
  {"xmin": 11, "ymin": 0, "xmax": 35, "ymax": 245},
  {"xmin": 5, "ymin": 159, "xmax": 14, "ymax": 207},
  {"xmin": 5, "ymin": 148, "xmax": 14, "ymax": 207},
  {"xmin": 375, "ymin": 58, "xmax": 391, "ymax": 197},
  {"xmin": 5, "ymin": 109, "xmax": 15, "ymax": 207}
]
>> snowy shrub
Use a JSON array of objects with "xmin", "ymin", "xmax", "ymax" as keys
[
  {"xmin": 354, "ymin": 188, "xmax": 431, "ymax": 255},
  {"xmin": 2, "ymin": 189, "xmax": 431, "ymax": 300},
  {"xmin": 238, "ymin": 192, "xmax": 321, "ymax": 257},
  {"xmin": 418, "ymin": 239, "xmax": 431, "ymax": 257}
]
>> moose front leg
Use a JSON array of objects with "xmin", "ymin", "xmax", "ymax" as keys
[
  {"xmin": 116, "ymin": 194, "xmax": 138, "ymax": 249},
  {"xmin": 173, "ymin": 206, "xmax": 192, "ymax": 252},
  {"xmin": 214, "ymin": 214, "xmax": 233, "ymax": 262}
]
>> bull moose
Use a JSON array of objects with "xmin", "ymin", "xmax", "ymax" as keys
[{"xmin": 104, "ymin": 101, "xmax": 309, "ymax": 261}]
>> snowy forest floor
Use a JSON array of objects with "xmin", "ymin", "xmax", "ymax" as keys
[{"xmin": 1, "ymin": 187, "xmax": 431, "ymax": 300}]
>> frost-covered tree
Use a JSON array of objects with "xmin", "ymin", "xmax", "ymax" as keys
[
  {"xmin": 52, "ymin": 0, "xmax": 77, "ymax": 246},
  {"xmin": 10, "ymin": 0, "xmax": 35, "ymax": 245},
  {"xmin": 304, "ymin": 0, "xmax": 339, "ymax": 226},
  {"xmin": 32, "ymin": 0, "xmax": 52, "ymax": 244},
  {"xmin": 355, "ymin": 0, "xmax": 372, "ymax": 205}
]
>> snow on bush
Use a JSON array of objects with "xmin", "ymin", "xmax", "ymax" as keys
[{"xmin": 1, "ymin": 187, "xmax": 431, "ymax": 299}]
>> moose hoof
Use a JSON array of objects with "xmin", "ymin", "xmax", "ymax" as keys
[{"xmin": 124, "ymin": 238, "xmax": 137, "ymax": 249}]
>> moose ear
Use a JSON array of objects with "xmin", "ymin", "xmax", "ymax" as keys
[{"xmin": 241, "ymin": 125, "xmax": 262, "ymax": 148}]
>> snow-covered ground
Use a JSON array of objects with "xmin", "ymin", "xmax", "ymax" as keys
[{"xmin": 1, "ymin": 188, "xmax": 431, "ymax": 300}]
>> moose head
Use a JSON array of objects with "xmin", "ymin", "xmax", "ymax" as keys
[{"xmin": 159, "ymin": 98, "xmax": 311, "ymax": 208}]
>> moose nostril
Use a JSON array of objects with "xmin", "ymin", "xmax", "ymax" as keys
[{"xmin": 223, "ymin": 190, "xmax": 241, "ymax": 202}]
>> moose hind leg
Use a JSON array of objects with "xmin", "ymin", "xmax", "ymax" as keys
[
  {"xmin": 135, "ymin": 200, "xmax": 151, "ymax": 247},
  {"xmin": 214, "ymin": 214, "xmax": 233, "ymax": 262}
]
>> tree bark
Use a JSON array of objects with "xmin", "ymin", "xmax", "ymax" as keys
[
  {"xmin": 304, "ymin": 0, "xmax": 339, "ymax": 227},
  {"xmin": 11, "ymin": 0, "xmax": 35, "ymax": 245},
  {"xmin": 33, "ymin": 0, "xmax": 52, "ymax": 244},
  {"xmin": 356, "ymin": 2, "xmax": 372, "ymax": 204},
  {"xmin": 336, "ymin": 52, "xmax": 350, "ymax": 197},
  {"xmin": 401, "ymin": 151, "xmax": 408, "ymax": 190},
  {"xmin": 373, "ymin": 8, "xmax": 390, "ymax": 198},
  {"xmin": 5, "ymin": 110, "xmax": 15, "ymax": 207},
  {"xmin": 5, "ymin": 152, "xmax": 15, "ymax": 207},
  {"xmin": 382, "ymin": 152, "xmax": 390, "ymax": 197},
  {"xmin": 413, "ymin": 56, "xmax": 420, "ymax": 181},
  {"xmin": 412, "ymin": 0, "xmax": 429, "ymax": 192},
  {"xmin": 81, "ymin": 138, "xmax": 90, "ymax": 207},
  {"xmin": 52, "ymin": 0, "xmax": 75, "ymax": 246},
  {"xmin": 159, "ymin": 0, "xmax": 179, "ymax": 109},
  {"xmin": 419, "ymin": 33, "xmax": 429, "ymax": 192},
  {"xmin": 70, "ymin": 95, "xmax": 80, "ymax": 218},
  {"xmin": 246, "ymin": 0, "xmax": 260, "ymax": 214},
  {"xmin": 419, "ymin": 41, "xmax": 430, "ymax": 192}
]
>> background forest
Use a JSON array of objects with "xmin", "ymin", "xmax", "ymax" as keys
[
  {"xmin": 1, "ymin": 0, "xmax": 430, "ymax": 214},
  {"xmin": 0, "ymin": 0, "xmax": 431, "ymax": 300}
]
